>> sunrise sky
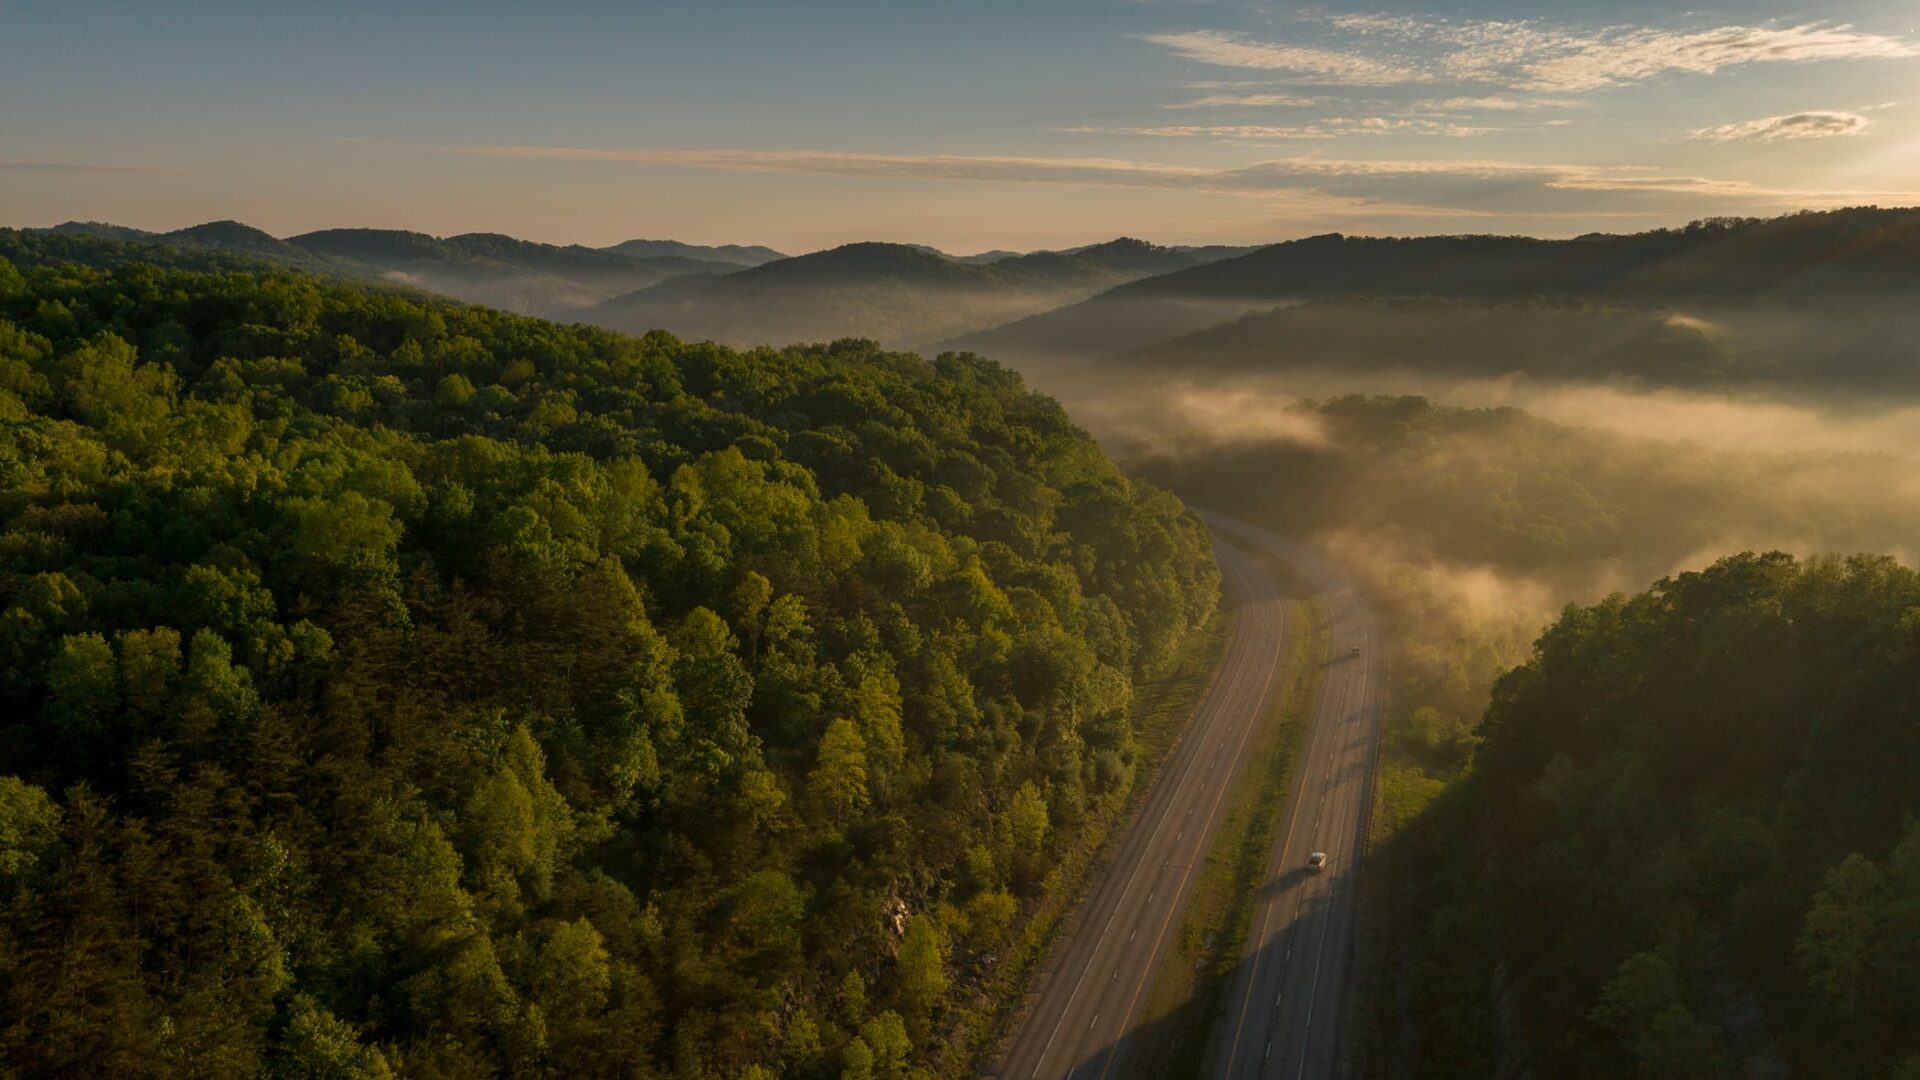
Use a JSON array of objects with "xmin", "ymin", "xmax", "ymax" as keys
[{"xmin": 7, "ymin": 0, "xmax": 1919, "ymax": 252}]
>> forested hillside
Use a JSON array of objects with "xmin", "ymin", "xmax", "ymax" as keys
[
  {"xmin": 963, "ymin": 208, "xmax": 1920, "ymax": 371},
  {"xmin": 601, "ymin": 238, "xmax": 787, "ymax": 268},
  {"xmin": 588, "ymin": 239, "xmax": 1209, "ymax": 350},
  {"xmin": 0, "ymin": 243, "xmax": 1218, "ymax": 1078},
  {"xmin": 285, "ymin": 229, "xmax": 738, "ymax": 314},
  {"xmin": 26, "ymin": 224, "xmax": 745, "ymax": 320},
  {"xmin": 1119, "ymin": 298, "xmax": 1767, "ymax": 389},
  {"xmin": 1391, "ymin": 555, "xmax": 1920, "ymax": 1078}
]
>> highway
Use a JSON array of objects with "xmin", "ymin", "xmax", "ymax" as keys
[
  {"xmin": 1202, "ymin": 514, "xmax": 1384, "ymax": 1080},
  {"xmin": 991, "ymin": 512, "xmax": 1384, "ymax": 1080},
  {"xmin": 994, "ymin": 534, "xmax": 1292, "ymax": 1080}
]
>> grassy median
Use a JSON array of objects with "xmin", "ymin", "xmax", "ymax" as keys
[{"xmin": 1123, "ymin": 549, "xmax": 1329, "ymax": 1079}]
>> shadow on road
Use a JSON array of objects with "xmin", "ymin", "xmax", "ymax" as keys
[{"xmin": 1026, "ymin": 907, "xmax": 1318, "ymax": 1079}]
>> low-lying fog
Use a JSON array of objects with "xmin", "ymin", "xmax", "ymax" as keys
[{"xmin": 1025, "ymin": 355, "xmax": 1920, "ymax": 730}]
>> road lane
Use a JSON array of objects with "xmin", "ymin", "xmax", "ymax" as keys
[
  {"xmin": 1202, "ymin": 515, "xmax": 1385, "ymax": 1080},
  {"xmin": 996, "ymin": 537, "xmax": 1292, "ymax": 1080}
]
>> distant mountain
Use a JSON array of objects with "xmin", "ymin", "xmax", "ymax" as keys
[
  {"xmin": 957, "ymin": 208, "xmax": 1920, "ymax": 365},
  {"xmin": 601, "ymin": 237, "xmax": 786, "ymax": 267},
  {"xmin": 27, "ymin": 221, "xmax": 757, "ymax": 318},
  {"xmin": 167, "ymin": 219, "xmax": 292, "ymax": 254},
  {"xmin": 40, "ymin": 219, "xmax": 382, "ymax": 279},
  {"xmin": 587, "ymin": 236, "xmax": 1211, "ymax": 347},
  {"xmin": 1065, "ymin": 240, "xmax": 1259, "ymax": 264},
  {"xmin": 936, "ymin": 240, "xmax": 1256, "ymax": 266},
  {"xmin": 3, "ymin": 227, "xmax": 325, "ymax": 279},
  {"xmin": 1119, "ymin": 297, "xmax": 1763, "ymax": 388},
  {"xmin": 166, "ymin": 220, "xmax": 379, "ymax": 277},
  {"xmin": 1169, "ymin": 243, "xmax": 1264, "ymax": 263},
  {"xmin": 41, "ymin": 221, "xmax": 159, "ymax": 242},
  {"xmin": 286, "ymin": 228, "xmax": 748, "ymax": 316}
]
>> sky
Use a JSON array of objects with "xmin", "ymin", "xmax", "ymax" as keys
[{"xmin": 4, "ymin": 0, "xmax": 1919, "ymax": 253}]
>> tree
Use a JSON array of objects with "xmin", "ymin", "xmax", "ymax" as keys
[
  {"xmin": 276, "ymin": 995, "xmax": 395, "ymax": 1080},
  {"xmin": 45, "ymin": 632, "xmax": 117, "ymax": 742},
  {"xmin": 1008, "ymin": 782, "xmax": 1049, "ymax": 852},
  {"xmin": 893, "ymin": 916, "xmax": 949, "ymax": 1019},
  {"xmin": 858, "ymin": 1012, "xmax": 910, "ymax": 1079},
  {"xmin": 532, "ymin": 917, "xmax": 612, "ymax": 1024},
  {"xmin": 1591, "ymin": 953, "xmax": 1726, "ymax": 1080},
  {"xmin": 839, "ymin": 1036, "xmax": 874, "ymax": 1080},
  {"xmin": 1797, "ymin": 853, "xmax": 1887, "ymax": 1014},
  {"xmin": 809, "ymin": 719, "xmax": 871, "ymax": 826},
  {"xmin": 0, "ymin": 777, "xmax": 60, "ymax": 881}
]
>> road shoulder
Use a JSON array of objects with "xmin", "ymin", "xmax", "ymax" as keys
[{"xmin": 1126, "ymin": 546, "xmax": 1329, "ymax": 1078}]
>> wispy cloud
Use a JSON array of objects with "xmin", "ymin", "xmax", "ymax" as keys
[
  {"xmin": 384, "ymin": 139, "xmax": 1920, "ymax": 220},
  {"xmin": 1069, "ymin": 117, "xmax": 1497, "ymax": 139},
  {"xmin": 388, "ymin": 142, "xmax": 1240, "ymax": 188},
  {"xmin": 0, "ymin": 157, "xmax": 171, "ymax": 175},
  {"xmin": 1165, "ymin": 92, "xmax": 1319, "ymax": 108},
  {"xmin": 1144, "ymin": 18, "xmax": 1920, "ymax": 93},
  {"xmin": 1140, "ymin": 30, "xmax": 1424, "ymax": 85},
  {"xmin": 1060, "ymin": 124, "xmax": 1338, "ymax": 140},
  {"xmin": 1417, "ymin": 95, "xmax": 1583, "ymax": 112},
  {"xmin": 1518, "ymin": 24, "xmax": 1920, "ymax": 91},
  {"xmin": 1690, "ymin": 110, "xmax": 1872, "ymax": 142}
]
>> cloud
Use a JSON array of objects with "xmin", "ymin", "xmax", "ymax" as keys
[
  {"xmin": 0, "ymin": 157, "xmax": 170, "ymax": 175},
  {"xmin": 1165, "ymin": 92, "xmax": 1319, "ymax": 108},
  {"xmin": 1149, "ymin": 18, "xmax": 1920, "ymax": 93},
  {"xmin": 1518, "ymin": 23, "xmax": 1920, "ymax": 91},
  {"xmin": 1067, "ymin": 124, "xmax": 1339, "ymax": 140},
  {"xmin": 1139, "ymin": 30, "xmax": 1424, "ymax": 85},
  {"xmin": 385, "ymin": 140, "xmax": 1920, "ymax": 222},
  {"xmin": 1417, "ymin": 95, "xmax": 1584, "ymax": 112},
  {"xmin": 410, "ymin": 141, "xmax": 1560, "ymax": 190},
  {"xmin": 1071, "ymin": 117, "xmax": 1497, "ymax": 139},
  {"xmin": 1690, "ymin": 110, "xmax": 1871, "ymax": 143}
]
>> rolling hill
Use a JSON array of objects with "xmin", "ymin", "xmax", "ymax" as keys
[
  {"xmin": 0, "ymin": 234, "xmax": 1218, "ymax": 1078},
  {"xmin": 600, "ymin": 237, "xmax": 787, "ymax": 266},
  {"xmin": 586, "ymin": 236, "xmax": 1214, "ymax": 348},
  {"xmin": 29, "ymin": 220, "xmax": 750, "ymax": 319},
  {"xmin": 285, "ymin": 228, "xmax": 745, "ymax": 315},
  {"xmin": 956, "ymin": 208, "xmax": 1920, "ymax": 367},
  {"xmin": 1114, "ymin": 297, "xmax": 1763, "ymax": 389}
]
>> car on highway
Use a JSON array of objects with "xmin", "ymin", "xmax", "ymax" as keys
[{"xmin": 1307, "ymin": 851, "xmax": 1329, "ymax": 872}]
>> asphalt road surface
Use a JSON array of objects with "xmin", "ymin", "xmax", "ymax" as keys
[
  {"xmin": 994, "ymin": 533, "xmax": 1292, "ymax": 1080},
  {"xmin": 1203, "ymin": 515, "xmax": 1384, "ymax": 1080}
]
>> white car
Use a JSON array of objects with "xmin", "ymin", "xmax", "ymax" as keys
[{"xmin": 1307, "ymin": 851, "xmax": 1329, "ymax": 872}]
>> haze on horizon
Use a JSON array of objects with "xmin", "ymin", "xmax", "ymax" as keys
[{"xmin": 6, "ymin": 0, "xmax": 1920, "ymax": 254}]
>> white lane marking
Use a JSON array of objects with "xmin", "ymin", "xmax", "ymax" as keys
[
  {"xmin": 1092, "ymin": 545, "xmax": 1289, "ymax": 1080},
  {"xmin": 1025, "ymin": 552, "xmax": 1266, "ymax": 1076},
  {"xmin": 1220, "ymin": 595, "xmax": 1335, "ymax": 1079},
  {"xmin": 1222, "ymin": 572, "xmax": 1388, "ymax": 1079},
  {"xmin": 1289, "ymin": 633, "xmax": 1377, "ymax": 1080}
]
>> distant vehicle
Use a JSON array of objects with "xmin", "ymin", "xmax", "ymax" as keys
[
  {"xmin": 1349, "ymin": 645, "xmax": 1361, "ymax": 658},
  {"xmin": 1307, "ymin": 851, "xmax": 1328, "ymax": 872}
]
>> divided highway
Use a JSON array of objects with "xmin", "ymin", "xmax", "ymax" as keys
[
  {"xmin": 1202, "ymin": 516, "xmax": 1385, "ymax": 1080},
  {"xmin": 994, "ymin": 512, "xmax": 1384, "ymax": 1079}
]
